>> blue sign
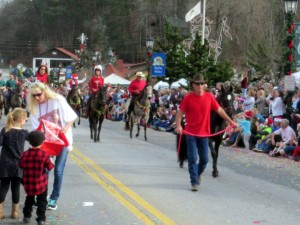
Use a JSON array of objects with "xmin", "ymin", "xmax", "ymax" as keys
[
  {"xmin": 65, "ymin": 66, "xmax": 72, "ymax": 79},
  {"xmin": 151, "ymin": 52, "xmax": 166, "ymax": 77}
]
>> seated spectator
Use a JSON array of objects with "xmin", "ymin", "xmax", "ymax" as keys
[
  {"xmin": 252, "ymin": 118, "xmax": 273, "ymax": 152},
  {"xmin": 158, "ymin": 109, "xmax": 177, "ymax": 132},
  {"xmin": 273, "ymin": 123, "xmax": 300, "ymax": 158},
  {"xmin": 222, "ymin": 119, "xmax": 240, "ymax": 146},
  {"xmin": 150, "ymin": 106, "xmax": 168, "ymax": 129},
  {"xmin": 231, "ymin": 110, "xmax": 252, "ymax": 149},
  {"xmin": 112, "ymin": 103, "xmax": 126, "ymax": 121},
  {"xmin": 267, "ymin": 119, "xmax": 297, "ymax": 157},
  {"xmin": 272, "ymin": 117, "xmax": 282, "ymax": 132}
]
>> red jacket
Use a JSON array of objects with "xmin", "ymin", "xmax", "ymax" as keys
[
  {"xmin": 36, "ymin": 73, "xmax": 49, "ymax": 84},
  {"xmin": 89, "ymin": 76, "xmax": 104, "ymax": 94},
  {"xmin": 19, "ymin": 148, "xmax": 54, "ymax": 195},
  {"xmin": 128, "ymin": 79, "xmax": 146, "ymax": 96}
]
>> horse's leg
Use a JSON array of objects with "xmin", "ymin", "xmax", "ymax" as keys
[
  {"xmin": 89, "ymin": 118, "xmax": 93, "ymax": 140},
  {"xmin": 73, "ymin": 120, "xmax": 76, "ymax": 128},
  {"xmin": 97, "ymin": 117, "xmax": 103, "ymax": 142},
  {"xmin": 129, "ymin": 115, "xmax": 133, "ymax": 138},
  {"xmin": 78, "ymin": 113, "xmax": 80, "ymax": 125},
  {"xmin": 136, "ymin": 122, "xmax": 140, "ymax": 137},
  {"xmin": 177, "ymin": 133, "xmax": 187, "ymax": 168},
  {"xmin": 210, "ymin": 137, "xmax": 220, "ymax": 178},
  {"xmin": 144, "ymin": 123, "xmax": 147, "ymax": 141},
  {"xmin": 94, "ymin": 119, "xmax": 98, "ymax": 142}
]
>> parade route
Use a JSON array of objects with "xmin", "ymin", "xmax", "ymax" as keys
[{"xmin": 0, "ymin": 117, "xmax": 299, "ymax": 225}]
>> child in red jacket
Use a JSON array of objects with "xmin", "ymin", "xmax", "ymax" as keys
[{"xmin": 19, "ymin": 130, "xmax": 54, "ymax": 225}]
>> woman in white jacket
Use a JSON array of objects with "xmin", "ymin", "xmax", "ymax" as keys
[{"xmin": 270, "ymin": 90, "xmax": 285, "ymax": 118}]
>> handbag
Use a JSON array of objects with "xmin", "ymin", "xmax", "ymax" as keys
[{"xmin": 36, "ymin": 119, "xmax": 69, "ymax": 156}]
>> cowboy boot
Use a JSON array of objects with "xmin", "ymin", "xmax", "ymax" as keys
[
  {"xmin": 0, "ymin": 202, "xmax": 5, "ymax": 219},
  {"xmin": 11, "ymin": 203, "xmax": 19, "ymax": 219}
]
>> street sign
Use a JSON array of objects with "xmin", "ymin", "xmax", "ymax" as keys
[{"xmin": 151, "ymin": 52, "xmax": 166, "ymax": 77}]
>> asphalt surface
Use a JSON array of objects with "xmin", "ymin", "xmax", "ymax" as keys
[{"xmin": 0, "ymin": 76, "xmax": 298, "ymax": 224}]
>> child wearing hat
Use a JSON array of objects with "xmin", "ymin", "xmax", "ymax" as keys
[{"xmin": 19, "ymin": 130, "xmax": 54, "ymax": 225}]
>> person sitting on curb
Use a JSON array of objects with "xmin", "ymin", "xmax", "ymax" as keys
[
  {"xmin": 273, "ymin": 123, "xmax": 300, "ymax": 159},
  {"xmin": 231, "ymin": 110, "xmax": 252, "ymax": 149},
  {"xmin": 268, "ymin": 119, "xmax": 297, "ymax": 157}
]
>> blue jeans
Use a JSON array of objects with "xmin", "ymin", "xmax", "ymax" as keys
[
  {"xmin": 242, "ymin": 88, "xmax": 247, "ymax": 98},
  {"xmin": 49, "ymin": 147, "xmax": 69, "ymax": 201},
  {"xmin": 186, "ymin": 135, "xmax": 209, "ymax": 185},
  {"xmin": 284, "ymin": 146, "xmax": 295, "ymax": 154}
]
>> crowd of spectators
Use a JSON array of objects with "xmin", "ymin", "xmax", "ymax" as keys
[
  {"xmin": 2, "ymin": 71, "xmax": 300, "ymax": 162},
  {"xmin": 222, "ymin": 80, "xmax": 300, "ymax": 162}
]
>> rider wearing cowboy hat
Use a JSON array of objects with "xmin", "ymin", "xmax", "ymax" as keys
[{"xmin": 125, "ymin": 72, "xmax": 147, "ymax": 128}]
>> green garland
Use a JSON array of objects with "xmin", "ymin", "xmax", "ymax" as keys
[{"xmin": 283, "ymin": 11, "xmax": 296, "ymax": 75}]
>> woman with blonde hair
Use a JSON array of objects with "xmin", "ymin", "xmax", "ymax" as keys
[
  {"xmin": 0, "ymin": 108, "xmax": 28, "ymax": 220},
  {"xmin": 243, "ymin": 88, "xmax": 256, "ymax": 111},
  {"xmin": 27, "ymin": 82, "xmax": 77, "ymax": 210},
  {"xmin": 255, "ymin": 89, "xmax": 267, "ymax": 116}
]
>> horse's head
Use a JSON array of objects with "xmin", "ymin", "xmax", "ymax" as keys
[
  {"xmin": 217, "ymin": 84, "xmax": 234, "ymax": 117},
  {"xmin": 96, "ymin": 86, "xmax": 107, "ymax": 104},
  {"xmin": 145, "ymin": 85, "xmax": 153, "ymax": 98}
]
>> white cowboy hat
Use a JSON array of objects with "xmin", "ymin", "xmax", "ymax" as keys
[{"xmin": 136, "ymin": 72, "xmax": 145, "ymax": 77}]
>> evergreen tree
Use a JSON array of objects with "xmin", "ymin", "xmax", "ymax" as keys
[{"xmin": 155, "ymin": 23, "xmax": 188, "ymax": 85}]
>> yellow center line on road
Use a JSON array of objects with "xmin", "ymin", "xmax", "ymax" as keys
[
  {"xmin": 70, "ymin": 154, "xmax": 156, "ymax": 225},
  {"xmin": 72, "ymin": 148, "xmax": 177, "ymax": 225}
]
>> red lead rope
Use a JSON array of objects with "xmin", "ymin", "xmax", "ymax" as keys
[{"xmin": 177, "ymin": 125, "xmax": 234, "ymax": 156}]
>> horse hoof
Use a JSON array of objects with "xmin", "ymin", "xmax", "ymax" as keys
[
  {"xmin": 179, "ymin": 162, "xmax": 184, "ymax": 168},
  {"xmin": 145, "ymin": 138, "xmax": 147, "ymax": 141},
  {"xmin": 212, "ymin": 171, "xmax": 219, "ymax": 178}
]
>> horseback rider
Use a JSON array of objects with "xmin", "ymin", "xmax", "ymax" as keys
[
  {"xmin": 66, "ymin": 73, "xmax": 87, "ymax": 91},
  {"xmin": 125, "ymin": 71, "xmax": 146, "ymax": 127},
  {"xmin": 5, "ymin": 73, "xmax": 17, "ymax": 108},
  {"xmin": 85, "ymin": 65, "xmax": 104, "ymax": 118},
  {"xmin": 35, "ymin": 65, "xmax": 49, "ymax": 84}
]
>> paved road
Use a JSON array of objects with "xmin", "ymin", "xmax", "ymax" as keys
[{"xmin": 0, "ymin": 116, "xmax": 299, "ymax": 225}]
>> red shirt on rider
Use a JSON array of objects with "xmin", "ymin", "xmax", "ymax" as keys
[
  {"xmin": 128, "ymin": 72, "xmax": 146, "ymax": 96},
  {"xmin": 89, "ymin": 65, "xmax": 104, "ymax": 94},
  {"xmin": 36, "ymin": 65, "xmax": 49, "ymax": 84}
]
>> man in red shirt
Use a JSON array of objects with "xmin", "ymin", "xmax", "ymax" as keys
[
  {"xmin": 85, "ymin": 65, "xmax": 104, "ymax": 118},
  {"xmin": 125, "ymin": 72, "xmax": 146, "ymax": 127},
  {"xmin": 176, "ymin": 74, "xmax": 236, "ymax": 192}
]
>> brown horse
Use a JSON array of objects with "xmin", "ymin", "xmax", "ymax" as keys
[
  {"xmin": 5, "ymin": 84, "xmax": 24, "ymax": 114},
  {"xmin": 88, "ymin": 86, "xmax": 107, "ymax": 142},
  {"xmin": 129, "ymin": 85, "xmax": 153, "ymax": 141},
  {"xmin": 67, "ymin": 85, "xmax": 83, "ymax": 128}
]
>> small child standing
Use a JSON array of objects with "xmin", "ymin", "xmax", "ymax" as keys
[
  {"xmin": 0, "ymin": 107, "xmax": 28, "ymax": 220},
  {"xmin": 19, "ymin": 130, "xmax": 54, "ymax": 225}
]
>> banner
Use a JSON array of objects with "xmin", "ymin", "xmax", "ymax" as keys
[
  {"xmin": 185, "ymin": 1, "xmax": 202, "ymax": 22},
  {"xmin": 151, "ymin": 52, "xmax": 166, "ymax": 77},
  {"xmin": 65, "ymin": 66, "xmax": 72, "ymax": 79},
  {"xmin": 294, "ymin": 24, "xmax": 300, "ymax": 67}
]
